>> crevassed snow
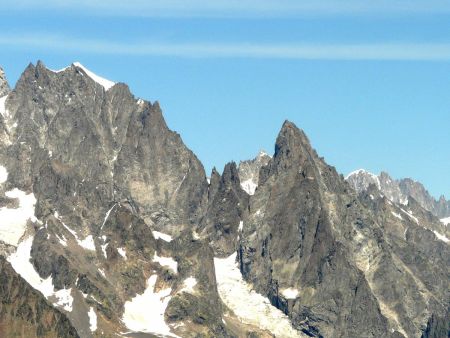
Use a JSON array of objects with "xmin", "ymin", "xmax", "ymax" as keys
[
  {"xmin": 78, "ymin": 235, "xmax": 96, "ymax": 251},
  {"xmin": 241, "ymin": 178, "xmax": 258, "ymax": 195},
  {"xmin": 281, "ymin": 288, "xmax": 299, "ymax": 300},
  {"xmin": 433, "ymin": 230, "xmax": 450, "ymax": 243},
  {"xmin": 440, "ymin": 217, "xmax": 450, "ymax": 226},
  {"xmin": 73, "ymin": 62, "xmax": 115, "ymax": 90},
  {"xmin": 118, "ymin": 247, "xmax": 127, "ymax": 259},
  {"xmin": 122, "ymin": 274, "xmax": 179, "ymax": 337},
  {"xmin": 152, "ymin": 231, "xmax": 173, "ymax": 242},
  {"xmin": 181, "ymin": 277, "xmax": 197, "ymax": 293},
  {"xmin": 391, "ymin": 212, "xmax": 403, "ymax": 221},
  {"xmin": 153, "ymin": 253, "xmax": 177, "ymax": 273},
  {"xmin": 88, "ymin": 307, "xmax": 98, "ymax": 332},
  {"xmin": 8, "ymin": 237, "xmax": 74, "ymax": 312},
  {"xmin": 0, "ymin": 188, "xmax": 37, "ymax": 246},
  {"xmin": 0, "ymin": 165, "xmax": 8, "ymax": 183},
  {"xmin": 214, "ymin": 253, "xmax": 303, "ymax": 338}
]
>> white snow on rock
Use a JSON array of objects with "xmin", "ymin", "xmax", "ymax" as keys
[
  {"xmin": 7, "ymin": 236, "xmax": 74, "ymax": 312},
  {"xmin": 433, "ymin": 230, "xmax": 450, "ymax": 243},
  {"xmin": 153, "ymin": 253, "xmax": 178, "ymax": 273},
  {"xmin": 122, "ymin": 274, "xmax": 179, "ymax": 337},
  {"xmin": 0, "ymin": 95, "xmax": 7, "ymax": 117},
  {"xmin": 152, "ymin": 231, "xmax": 173, "ymax": 242},
  {"xmin": 101, "ymin": 242, "xmax": 109, "ymax": 258},
  {"xmin": 73, "ymin": 62, "xmax": 115, "ymax": 90},
  {"xmin": 88, "ymin": 307, "xmax": 98, "ymax": 332},
  {"xmin": 0, "ymin": 165, "xmax": 8, "ymax": 183},
  {"xmin": 238, "ymin": 221, "xmax": 244, "ymax": 232},
  {"xmin": 0, "ymin": 188, "xmax": 37, "ymax": 246},
  {"xmin": 54, "ymin": 288, "xmax": 74, "ymax": 312},
  {"xmin": 400, "ymin": 209, "xmax": 419, "ymax": 224},
  {"xmin": 241, "ymin": 178, "xmax": 258, "ymax": 195},
  {"xmin": 281, "ymin": 288, "xmax": 299, "ymax": 300},
  {"xmin": 78, "ymin": 235, "xmax": 96, "ymax": 251},
  {"xmin": 391, "ymin": 212, "xmax": 403, "ymax": 221},
  {"xmin": 345, "ymin": 169, "xmax": 381, "ymax": 189},
  {"xmin": 181, "ymin": 277, "xmax": 197, "ymax": 293},
  {"xmin": 101, "ymin": 204, "xmax": 117, "ymax": 229},
  {"xmin": 440, "ymin": 217, "xmax": 450, "ymax": 226},
  {"xmin": 56, "ymin": 234, "xmax": 68, "ymax": 247},
  {"xmin": 214, "ymin": 253, "xmax": 303, "ymax": 338},
  {"xmin": 118, "ymin": 247, "xmax": 127, "ymax": 259}
]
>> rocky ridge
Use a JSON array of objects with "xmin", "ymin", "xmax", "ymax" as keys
[{"xmin": 0, "ymin": 62, "xmax": 448, "ymax": 338}]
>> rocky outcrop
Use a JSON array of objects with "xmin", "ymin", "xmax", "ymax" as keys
[{"xmin": 0, "ymin": 67, "xmax": 9, "ymax": 97}]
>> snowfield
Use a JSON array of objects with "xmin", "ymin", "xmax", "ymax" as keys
[
  {"xmin": 214, "ymin": 253, "xmax": 303, "ymax": 338},
  {"xmin": 122, "ymin": 274, "xmax": 179, "ymax": 337}
]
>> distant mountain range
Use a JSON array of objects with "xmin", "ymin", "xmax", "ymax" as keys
[{"xmin": 0, "ymin": 62, "xmax": 448, "ymax": 338}]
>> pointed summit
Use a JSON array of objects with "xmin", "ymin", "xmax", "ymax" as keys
[{"xmin": 274, "ymin": 120, "xmax": 314, "ymax": 159}]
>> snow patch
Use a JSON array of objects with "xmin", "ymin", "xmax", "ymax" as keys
[
  {"xmin": 152, "ymin": 231, "xmax": 173, "ymax": 242},
  {"xmin": 440, "ymin": 217, "xmax": 450, "ymax": 226},
  {"xmin": 391, "ymin": 212, "xmax": 403, "ymax": 221},
  {"xmin": 433, "ymin": 230, "xmax": 449, "ymax": 243},
  {"xmin": 238, "ymin": 221, "xmax": 244, "ymax": 232},
  {"xmin": 122, "ymin": 274, "xmax": 178, "ymax": 337},
  {"xmin": 241, "ymin": 178, "xmax": 258, "ymax": 195},
  {"xmin": 0, "ymin": 165, "xmax": 8, "ymax": 183},
  {"xmin": 73, "ymin": 62, "xmax": 115, "ymax": 90},
  {"xmin": 153, "ymin": 253, "xmax": 177, "ymax": 273},
  {"xmin": 281, "ymin": 288, "xmax": 299, "ymax": 299},
  {"xmin": 0, "ymin": 95, "xmax": 7, "ymax": 117},
  {"xmin": 181, "ymin": 277, "xmax": 197, "ymax": 293},
  {"xmin": 7, "ymin": 237, "xmax": 74, "ymax": 312},
  {"xmin": 117, "ymin": 247, "xmax": 127, "ymax": 259},
  {"xmin": 78, "ymin": 235, "xmax": 96, "ymax": 251},
  {"xmin": 101, "ymin": 242, "xmax": 109, "ymax": 258},
  {"xmin": 101, "ymin": 204, "xmax": 117, "ymax": 229},
  {"xmin": 0, "ymin": 188, "xmax": 37, "ymax": 246},
  {"xmin": 214, "ymin": 253, "xmax": 303, "ymax": 338},
  {"xmin": 88, "ymin": 307, "xmax": 98, "ymax": 332},
  {"xmin": 400, "ymin": 209, "xmax": 419, "ymax": 224}
]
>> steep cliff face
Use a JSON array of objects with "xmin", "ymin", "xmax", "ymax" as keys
[
  {"xmin": 238, "ymin": 150, "xmax": 271, "ymax": 195},
  {"xmin": 0, "ymin": 62, "xmax": 224, "ymax": 338},
  {"xmin": 238, "ymin": 121, "xmax": 449, "ymax": 337}
]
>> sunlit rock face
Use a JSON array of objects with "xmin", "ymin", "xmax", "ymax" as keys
[{"xmin": 0, "ymin": 62, "xmax": 448, "ymax": 338}]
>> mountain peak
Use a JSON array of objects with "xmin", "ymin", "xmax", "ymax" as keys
[
  {"xmin": 71, "ymin": 62, "xmax": 116, "ymax": 90},
  {"xmin": 274, "ymin": 120, "xmax": 314, "ymax": 162}
]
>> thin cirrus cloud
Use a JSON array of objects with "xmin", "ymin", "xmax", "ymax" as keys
[
  {"xmin": 2, "ymin": 33, "xmax": 450, "ymax": 61},
  {"xmin": 3, "ymin": 0, "xmax": 450, "ymax": 17}
]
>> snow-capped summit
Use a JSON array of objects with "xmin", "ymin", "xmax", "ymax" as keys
[{"xmin": 50, "ymin": 62, "xmax": 116, "ymax": 91}]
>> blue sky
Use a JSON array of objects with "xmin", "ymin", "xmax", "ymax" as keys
[{"xmin": 1, "ymin": 1, "xmax": 449, "ymax": 199}]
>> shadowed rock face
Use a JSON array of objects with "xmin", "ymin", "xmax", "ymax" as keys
[
  {"xmin": 0, "ymin": 256, "xmax": 79, "ymax": 338},
  {"xmin": 0, "ymin": 63, "xmax": 448, "ymax": 338}
]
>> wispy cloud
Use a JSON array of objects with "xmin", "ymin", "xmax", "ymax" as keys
[
  {"xmin": 3, "ymin": 0, "xmax": 450, "ymax": 18},
  {"xmin": 2, "ymin": 33, "xmax": 450, "ymax": 61}
]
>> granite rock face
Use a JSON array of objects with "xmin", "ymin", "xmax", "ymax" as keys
[
  {"xmin": 0, "ymin": 62, "xmax": 448, "ymax": 338},
  {"xmin": 238, "ymin": 121, "xmax": 449, "ymax": 337}
]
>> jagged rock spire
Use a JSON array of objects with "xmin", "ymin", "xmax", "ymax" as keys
[{"xmin": 0, "ymin": 66, "xmax": 10, "ymax": 97}]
